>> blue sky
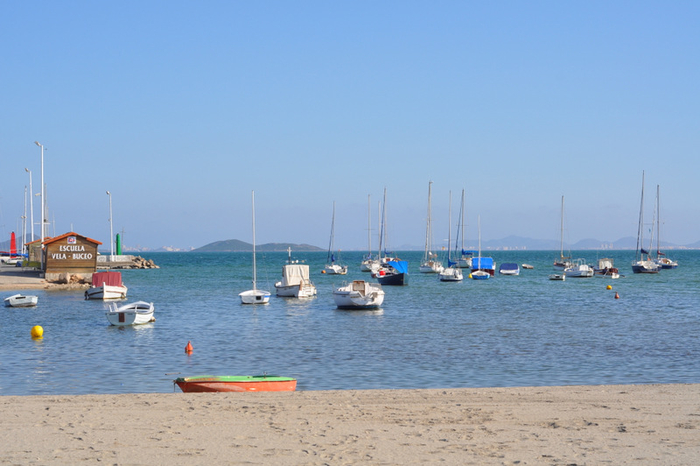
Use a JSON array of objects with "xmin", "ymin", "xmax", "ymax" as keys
[{"xmin": 2, "ymin": 1, "xmax": 699, "ymax": 250}]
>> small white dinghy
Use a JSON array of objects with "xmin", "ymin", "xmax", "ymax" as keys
[
  {"xmin": 4, "ymin": 294, "xmax": 38, "ymax": 308},
  {"xmin": 105, "ymin": 301, "xmax": 155, "ymax": 326}
]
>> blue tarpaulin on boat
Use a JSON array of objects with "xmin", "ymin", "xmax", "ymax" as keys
[
  {"xmin": 472, "ymin": 257, "xmax": 494, "ymax": 269},
  {"xmin": 387, "ymin": 260, "xmax": 408, "ymax": 274}
]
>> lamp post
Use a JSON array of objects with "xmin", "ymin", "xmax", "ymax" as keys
[
  {"xmin": 24, "ymin": 168, "xmax": 34, "ymax": 244},
  {"xmin": 106, "ymin": 191, "xmax": 114, "ymax": 260},
  {"xmin": 34, "ymin": 141, "xmax": 45, "ymax": 267}
]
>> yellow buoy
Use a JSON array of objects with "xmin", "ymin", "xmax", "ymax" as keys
[
  {"xmin": 606, "ymin": 285, "xmax": 612, "ymax": 290},
  {"xmin": 468, "ymin": 273, "xmax": 473, "ymax": 279},
  {"xmin": 31, "ymin": 325, "xmax": 44, "ymax": 339}
]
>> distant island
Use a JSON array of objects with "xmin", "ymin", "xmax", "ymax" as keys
[{"xmin": 192, "ymin": 239, "xmax": 324, "ymax": 253}]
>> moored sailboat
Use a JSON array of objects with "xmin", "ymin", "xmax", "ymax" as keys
[
  {"xmin": 239, "ymin": 191, "xmax": 271, "ymax": 304},
  {"xmin": 419, "ymin": 181, "xmax": 444, "ymax": 274},
  {"xmin": 438, "ymin": 190, "xmax": 463, "ymax": 282},
  {"xmin": 653, "ymin": 185, "xmax": 678, "ymax": 270},
  {"xmin": 471, "ymin": 216, "xmax": 491, "ymax": 280},
  {"xmin": 632, "ymin": 172, "xmax": 660, "ymax": 274},
  {"xmin": 372, "ymin": 188, "xmax": 408, "ymax": 286},
  {"xmin": 324, "ymin": 201, "xmax": 348, "ymax": 275}
]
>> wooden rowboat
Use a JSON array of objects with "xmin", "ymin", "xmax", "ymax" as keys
[{"xmin": 174, "ymin": 375, "xmax": 297, "ymax": 393}]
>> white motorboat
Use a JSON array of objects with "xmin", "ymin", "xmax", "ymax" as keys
[
  {"xmin": 594, "ymin": 258, "xmax": 620, "ymax": 278},
  {"xmin": 239, "ymin": 191, "xmax": 271, "ymax": 304},
  {"xmin": 4, "ymin": 293, "xmax": 38, "ymax": 307},
  {"xmin": 564, "ymin": 259, "xmax": 594, "ymax": 278},
  {"xmin": 333, "ymin": 280, "xmax": 385, "ymax": 309},
  {"xmin": 499, "ymin": 263, "xmax": 520, "ymax": 276},
  {"xmin": 419, "ymin": 182, "xmax": 444, "ymax": 274},
  {"xmin": 549, "ymin": 273, "xmax": 565, "ymax": 281},
  {"xmin": 105, "ymin": 301, "xmax": 155, "ymax": 326},
  {"xmin": 275, "ymin": 248, "xmax": 317, "ymax": 298},
  {"xmin": 85, "ymin": 271, "xmax": 128, "ymax": 300},
  {"xmin": 439, "ymin": 267, "xmax": 463, "ymax": 282}
]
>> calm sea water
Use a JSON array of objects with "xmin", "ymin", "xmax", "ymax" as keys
[{"xmin": 1, "ymin": 250, "xmax": 699, "ymax": 396}]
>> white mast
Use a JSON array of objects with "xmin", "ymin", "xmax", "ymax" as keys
[{"xmin": 252, "ymin": 190, "xmax": 257, "ymax": 291}]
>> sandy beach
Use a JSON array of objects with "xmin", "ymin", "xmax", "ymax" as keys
[{"xmin": 1, "ymin": 384, "xmax": 698, "ymax": 465}]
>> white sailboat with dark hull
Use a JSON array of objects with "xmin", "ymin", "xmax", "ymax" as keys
[
  {"xmin": 239, "ymin": 191, "xmax": 271, "ymax": 304},
  {"xmin": 372, "ymin": 187, "xmax": 408, "ymax": 286},
  {"xmin": 419, "ymin": 181, "xmax": 444, "ymax": 274},
  {"xmin": 632, "ymin": 172, "xmax": 660, "ymax": 274}
]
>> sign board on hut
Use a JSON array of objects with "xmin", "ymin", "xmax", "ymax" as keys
[{"xmin": 43, "ymin": 232, "xmax": 102, "ymax": 274}]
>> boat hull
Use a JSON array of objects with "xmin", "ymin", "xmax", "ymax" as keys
[
  {"xmin": 105, "ymin": 301, "xmax": 154, "ymax": 326},
  {"xmin": 438, "ymin": 267, "xmax": 463, "ymax": 282},
  {"xmin": 375, "ymin": 272, "xmax": 408, "ymax": 286},
  {"xmin": 333, "ymin": 281, "xmax": 385, "ymax": 309},
  {"xmin": 4, "ymin": 294, "xmax": 38, "ymax": 307},
  {"xmin": 275, "ymin": 283, "xmax": 317, "ymax": 298},
  {"xmin": 632, "ymin": 260, "xmax": 660, "ymax": 274},
  {"xmin": 175, "ymin": 375, "xmax": 297, "ymax": 393},
  {"xmin": 85, "ymin": 285, "xmax": 128, "ymax": 300},
  {"xmin": 239, "ymin": 289, "xmax": 271, "ymax": 304}
]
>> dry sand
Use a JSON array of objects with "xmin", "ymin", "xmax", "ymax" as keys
[{"xmin": 1, "ymin": 384, "xmax": 698, "ymax": 465}]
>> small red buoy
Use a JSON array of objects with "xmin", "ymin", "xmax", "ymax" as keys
[
  {"xmin": 614, "ymin": 292, "xmax": 620, "ymax": 299},
  {"xmin": 185, "ymin": 341, "xmax": 193, "ymax": 354}
]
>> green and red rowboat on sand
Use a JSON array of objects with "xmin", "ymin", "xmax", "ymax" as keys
[{"xmin": 174, "ymin": 375, "xmax": 297, "ymax": 393}]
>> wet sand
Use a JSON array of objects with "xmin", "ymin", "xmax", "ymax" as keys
[{"xmin": 1, "ymin": 384, "xmax": 698, "ymax": 464}]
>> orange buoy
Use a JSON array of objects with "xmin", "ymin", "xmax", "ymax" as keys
[
  {"xmin": 614, "ymin": 292, "xmax": 620, "ymax": 299},
  {"xmin": 185, "ymin": 341, "xmax": 193, "ymax": 354},
  {"xmin": 321, "ymin": 270, "xmax": 326, "ymax": 274}
]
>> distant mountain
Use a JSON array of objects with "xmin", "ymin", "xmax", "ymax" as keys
[{"xmin": 193, "ymin": 240, "xmax": 323, "ymax": 253}]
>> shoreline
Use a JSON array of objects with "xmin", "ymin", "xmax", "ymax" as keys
[{"xmin": 2, "ymin": 383, "xmax": 698, "ymax": 464}]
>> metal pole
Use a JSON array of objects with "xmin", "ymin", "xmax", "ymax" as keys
[
  {"xmin": 34, "ymin": 142, "xmax": 45, "ymax": 268},
  {"xmin": 107, "ymin": 191, "xmax": 114, "ymax": 260},
  {"xmin": 25, "ymin": 168, "xmax": 34, "ymax": 243}
]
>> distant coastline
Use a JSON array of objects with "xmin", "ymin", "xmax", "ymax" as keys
[{"xmin": 107, "ymin": 235, "xmax": 699, "ymax": 253}]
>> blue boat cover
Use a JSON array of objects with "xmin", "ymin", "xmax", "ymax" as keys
[
  {"xmin": 387, "ymin": 260, "xmax": 408, "ymax": 274},
  {"xmin": 472, "ymin": 257, "xmax": 494, "ymax": 269},
  {"xmin": 461, "ymin": 249, "xmax": 476, "ymax": 256}
]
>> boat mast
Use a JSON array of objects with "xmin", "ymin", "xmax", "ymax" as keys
[
  {"xmin": 656, "ymin": 184, "xmax": 661, "ymax": 258},
  {"xmin": 423, "ymin": 181, "xmax": 432, "ymax": 262},
  {"xmin": 460, "ymin": 189, "xmax": 465, "ymax": 256},
  {"xmin": 367, "ymin": 194, "xmax": 371, "ymax": 259},
  {"xmin": 559, "ymin": 195, "xmax": 565, "ymax": 261},
  {"xmin": 648, "ymin": 185, "xmax": 657, "ymax": 258},
  {"xmin": 379, "ymin": 187, "xmax": 387, "ymax": 259},
  {"xmin": 327, "ymin": 201, "xmax": 336, "ymax": 264},
  {"xmin": 446, "ymin": 191, "xmax": 452, "ymax": 263},
  {"xmin": 251, "ymin": 190, "xmax": 257, "ymax": 291},
  {"xmin": 636, "ymin": 172, "xmax": 645, "ymax": 261}
]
